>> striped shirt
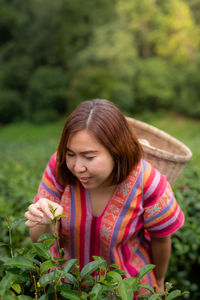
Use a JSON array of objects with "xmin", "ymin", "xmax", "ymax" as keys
[{"xmin": 34, "ymin": 152, "xmax": 184, "ymax": 294}]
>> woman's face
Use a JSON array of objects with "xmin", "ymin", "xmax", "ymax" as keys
[{"xmin": 66, "ymin": 130, "xmax": 114, "ymax": 190}]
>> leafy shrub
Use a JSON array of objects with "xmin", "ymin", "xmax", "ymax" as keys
[
  {"xmin": 0, "ymin": 89, "xmax": 23, "ymax": 124},
  {"xmin": 0, "ymin": 211, "xmax": 188, "ymax": 300},
  {"xmin": 66, "ymin": 66, "xmax": 115, "ymax": 113},
  {"xmin": 134, "ymin": 58, "xmax": 175, "ymax": 111},
  {"xmin": 167, "ymin": 167, "xmax": 200, "ymax": 299},
  {"xmin": 175, "ymin": 55, "xmax": 200, "ymax": 118},
  {"xmin": 1, "ymin": 56, "xmax": 32, "ymax": 92},
  {"xmin": 110, "ymin": 82, "xmax": 134, "ymax": 112},
  {"xmin": 28, "ymin": 66, "xmax": 68, "ymax": 123}
]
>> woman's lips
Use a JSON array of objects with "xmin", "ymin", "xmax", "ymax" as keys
[{"xmin": 79, "ymin": 177, "xmax": 91, "ymax": 184}]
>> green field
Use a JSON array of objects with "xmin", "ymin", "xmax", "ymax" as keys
[{"xmin": 0, "ymin": 112, "xmax": 200, "ymax": 298}]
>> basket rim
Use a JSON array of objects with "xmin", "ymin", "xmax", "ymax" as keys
[{"xmin": 126, "ymin": 116, "xmax": 192, "ymax": 163}]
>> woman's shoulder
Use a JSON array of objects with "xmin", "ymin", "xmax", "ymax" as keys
[
  {"xmin": 128, "ymin": 159, "xmax": 159, "ymax": 180},
  {"xmin": 45, "ymin": 152, "xmax": 65, "ymax": 189},
  {"xmin": 141, "ymin": 159, "xmax": 166, "ymax": 183}
]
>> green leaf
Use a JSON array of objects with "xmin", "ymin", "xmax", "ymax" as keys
[
  {"xmin": 7, "ymin": 269, "xmax": 30, "ymax": 284},
  {"xmin": 61, "ymin": 289, "xmax": 81, "ymax": 299},
  {"xmin": 167, "ymin": 290, "xmax": 181, "ymax": 300},
  {"xmin": 109, "ymin": 264, "xmax": 120, "ymax": 269},
  {"xmin": 118, "ymin": 279, "xmax": 134, "ymax": 300},
  {"xmin": 37, "ymin": 233, "xmax": 55, "ymax": 242},
  {"xmin": 38, "ymin": 295, "xmax": 49, "ymax": 300},
  {"xmin": 63, "ymin": 272, "xmax": 79, "ymax": 287},
  {"xmin": 40, "ymin": 260, "xmax": 57, "ymax": 274},
  {"xmin": 124, "ymin": 277, "xmax": 138, "ymax": 291},
  {"xmin": 0, "ymin": 256, "xmax": 10, "ymax": 263},
  {"xmin": 0, "ymin": 272, "xmax": 14, "ymax": 297},
  {"xmin": 106, "ymin": 271, "xmax": 122, "ymax": 283},
  {"xmin": 55, "ymin": 214, "xmax": 68, "ymax": 219},
  {"xmin": 92, "ymin": 256, "xmax": 104, "ymax": 260},
  {"xmin": 43, "ymin": 238, "xmax": 55, "ymax": 248},
  {"xmin": 89, "ymin": 283, "xmax": 104, "ymax": 299},
  {"xmin": 10, "ymin": 217, "xmax": 26, "ymax": 229},
  {"xmin": 4, "ymin": 256, "xmax": 35, "ymax": 270},
  {"xmin": 81, "ymin": 279, "xmax": 95, "ymax": 287},
  {"xmin": 157, "ymin": 292, "xmax": 165, "ymax": 297},
  {"xmin": 80, "ymin": 291, "xmax": 88, "ymax": 299},
  {"xmin": 49, "ymin": 204, "xmax": 57, "ymax": 215},
  {"xmin": 149, "ymin": 295, "xmax": 162, "ymax": 300},
  {"xmin": 110, "ymin": 268, "xmax": 127, "ymax": 275},
  {"xmin": 11, "ymin": 283, "xmax": 21, "ymax": 294},
  {"xmin": 138, "ymin": 264, "xmax": 155, "ymax": 280},
  {"xmin": 0, "ymin": 242, "xmax": 8, "ymax": 247},
  {"xmin": 39, "ymin": 271, "xmax": 54, "ymax": 287},
  {"xmin": 92, "ymin": 256, "xmax": 107, "ymax": 270},
  {"xmin": 63, "ymin": 258, "xmax": 79, "ymax": 273},
  {"xmin": 17, "ymin": 296, "xmax": 33, "ymax": 300},
  {"xmin": 139, "ymin": 283, "xmax": 154, "ymax": 294},
  {"xmin": 80, "ymin": 260, "xmax": 105, "ymax": 279},
  {"xmin": 33, "ymin": 243, "xmax": 51, "ymax": 259}
]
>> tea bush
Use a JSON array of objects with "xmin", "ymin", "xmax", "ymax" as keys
[
  {"xmin": 167, "ymin": 167, "xmax": 200, "ymax": 298},
  {"xmin": 0, "ymin": 209, "xmax": 188, "ymax": 299}
]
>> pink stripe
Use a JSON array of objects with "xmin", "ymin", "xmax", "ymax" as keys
[
  {"xmin": 116, "ymin": 244, "xmax": 130, "ymax": 275},
  {"xmin": 84, "ymin": 191, "xmax": 93, "ymax": 264},
  {"xmin": 79, "ymin": 185, "xmax": 87, "ymax": 269},
  {"xmin": 148, "ymin": 200, "xmax": 180, "ymax": 231},
  {"xmin": 122, "ymin": 243, "xmax": 138, "ymax": 277},
  {"xmin": 46, "ymin": 165, "xmax": 63, "ymax": 192},
  {"xmin": 150, "ymin": 209, "xmax": 184, "ymax": 237},
  {"xmin": 144, "ymin": 173, "xmax": 167, "ymax": 206}
]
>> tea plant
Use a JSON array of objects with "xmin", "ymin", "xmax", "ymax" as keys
[{"xmin": 0, "ymin": 208, "xmax": 189, "ymax": 300}]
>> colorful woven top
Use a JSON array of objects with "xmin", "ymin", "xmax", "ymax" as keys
[{"xmin": 34, "ymin": 152, "xmax": 184, "ymax": 293}]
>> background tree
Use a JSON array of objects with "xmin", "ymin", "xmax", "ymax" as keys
[{"xmin": 0, "ymin": 0, "xmax": 200, "ymax": 120}]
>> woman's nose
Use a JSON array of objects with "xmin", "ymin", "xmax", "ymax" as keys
[{"xmin": 74, "ymin": 159, "xmax": 86, "ymax": 173}]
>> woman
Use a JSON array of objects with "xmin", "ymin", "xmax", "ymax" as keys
[{"xmin": 24, "ymin": 99, "xmax": 184, "ymax": 296}]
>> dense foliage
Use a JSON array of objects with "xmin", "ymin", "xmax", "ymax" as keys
[
  {"xmin": 0, "ymin": 209, "xmax": 188, "ymax": 299},
  {"xmin": 0, "ymin": 0, "xmax": 200, "ymax": 124}
]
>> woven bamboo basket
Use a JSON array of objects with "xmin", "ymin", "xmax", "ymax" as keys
[{"xmin": 126, "ymin": 117, "xmax": 192, "ymax": 185}]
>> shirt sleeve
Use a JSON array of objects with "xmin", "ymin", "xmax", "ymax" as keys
[
  {"xmin": 142, "ymin": 160, "xmax": 184, "ymax": 237},
  {"xmin": 34, "ymin": 152, "xmax": 64, "ymax": 205}
]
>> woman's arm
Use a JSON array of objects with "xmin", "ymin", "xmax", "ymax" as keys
[
  {"xmin": 29, "ymin": 224, "xmax": 55, "ymax": 243},
  {"xmin": 150, "ymin": 235, "xmax": 171, "ymax": 292}
]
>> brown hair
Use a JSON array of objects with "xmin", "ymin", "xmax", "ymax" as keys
[{"xmin": 57, "ymin": 99, "xmax": 143, "ymax": 186}]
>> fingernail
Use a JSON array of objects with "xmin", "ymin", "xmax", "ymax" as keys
[{"xmin": 39, "ymin": 212, "xmax": 44, "ymax": 217}]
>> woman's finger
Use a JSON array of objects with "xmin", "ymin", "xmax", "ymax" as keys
[
  {"xmin": 28, "ymin": 203, "xmax": 44, "ymax": 218},
  {"xmin": 25, "ymin": 219, "xmax": 39, "ymax": 228},
  {"xmin": 39, "ymin": 199, "xmax": 54, "ymax": 220},
  {"xmin": 24, "ymin": 211, "xmax": 42, "ymax": 223},
  {"xmin": 38, "ymin": 198, "xmax": 63, "ymax": 219}
]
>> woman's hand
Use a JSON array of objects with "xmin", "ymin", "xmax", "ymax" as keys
[{"xmin": 24, "ymin": 198, "xmax": 63, "ymax": 228}]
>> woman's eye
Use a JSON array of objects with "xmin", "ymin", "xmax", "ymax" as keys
[
  {"xmin": 85, "ymin": 156, "xmax": 95, "ymax": 160},
  {"xmin": 67, "ymin": 152, "xmax": 75, "ymax": 157}
]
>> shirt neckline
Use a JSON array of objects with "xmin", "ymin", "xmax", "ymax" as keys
[{"xmin": 85, "ymin": 186, "xmax": 117, "ymax": 219}]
